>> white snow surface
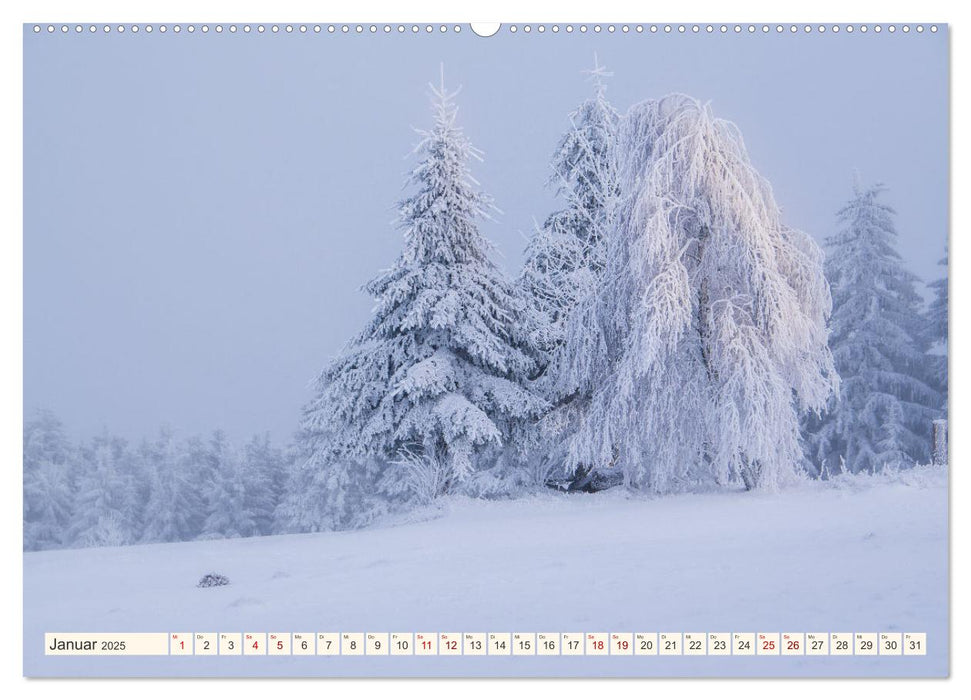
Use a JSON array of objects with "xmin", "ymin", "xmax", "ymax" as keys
[{"xmin": 24, "ymin": 467, "xmax": 948, "ymax": 677}]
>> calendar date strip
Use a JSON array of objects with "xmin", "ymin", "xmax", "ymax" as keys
[{"xmin": 45, "ymin": 632, "xmax": 926, "ymax": 657}]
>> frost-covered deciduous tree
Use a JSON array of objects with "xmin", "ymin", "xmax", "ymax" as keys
[
  {"xmin": 299, "ymin": 69, "xmax": 545, "ymax": 525},
  {"xmin": 558, "ymin": 94, "xmax": 837, "ymax": 492},
  {"xmin": 804, "ymin": 181, "xmax": 941, "ymax": 473},
  {"xmin": 23, "ymin": 410, "xmax": 75, "ymax": 551},
  {"xmin": 519, "ymin": 56, "xmax": 619, "ymax": 374}
]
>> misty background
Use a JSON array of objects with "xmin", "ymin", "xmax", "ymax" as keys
[{"xmin": 23, "ymin": 26, "xmax": 948, "ymax": 443}]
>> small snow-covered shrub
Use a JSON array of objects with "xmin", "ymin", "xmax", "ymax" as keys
[
  {"xmin": 390, "ymin": 450, "xmax": 452, "ymax": 505},
  {"xmin": 77, "ymin": 514, "xmax": 129, "ymax": 549},
  {"xmin": 823, "ymin": 462, "xmax": 947, "ymax": 494},
  {"xmin": 197, "ymin": 573, "xmax": 230, "ymax": 588}
]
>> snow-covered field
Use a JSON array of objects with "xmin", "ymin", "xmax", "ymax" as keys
[{"xmin": 23, "ymin": 467, "xmax": 948, "ymax": 677}]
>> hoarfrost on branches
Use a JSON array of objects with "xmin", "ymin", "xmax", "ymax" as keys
[
  {"xmin": 24, "ymin": 68, "xmax": 947, "ymax": 547},
  {"xmin": 557, "ymin": 94, "xmax": 838, "ymax": 492},
  {"xmin": 517, "ymin": 57, "xmax": 621, "ymax": 488},
  {"xmin": 519, "ymin": 55, "xmax": 620, "ymax": 374}
]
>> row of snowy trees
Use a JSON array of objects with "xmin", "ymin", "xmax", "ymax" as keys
[
  {"xmin": 24, "ymin": 62, "xmax": 949, "ymax": 548},
  {"xmin": 283, "ymin": 62, "xmax": 948, "ymax": 531},
  {"xmin": 23, "ymin": 410, "xmax": 286, "ymax": 551}
]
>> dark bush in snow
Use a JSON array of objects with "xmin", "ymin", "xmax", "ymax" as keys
[{"xmin": 197, "ymin": 573, "xmax": 230, "ymax": 588}]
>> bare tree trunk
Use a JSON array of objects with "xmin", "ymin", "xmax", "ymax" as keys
[
  {"xmin": 695, "ymin": 226, "xmax": 721, "ymax": 485},
  {"xmin": 696, "ymin": 227, "xmax": 717, "ymax": 384},
  {"xmin": 739, "ymin": 456, "xmax": 761, "ymax": 491}
]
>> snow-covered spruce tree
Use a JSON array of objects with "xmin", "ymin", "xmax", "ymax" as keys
[
  {"xmin": 199, "ymin": 431, "xmax": 257, "ymax": 539},
  {"xmin": 23, "ymin": 410, "xmax": 75, "ymax": 551},
  {"xmin": 519, "ymin": 56, "xmax": 619, "ymax": 373},
  {"xmin": 276, "ymin": 426, "xmax": 392, "ymax": 533},
  {"xmin": 558, "ymin": 94, "xmax": 837, "ymax": 492},
  {"xmin": 927, "ymin": 244, "xmax": 948, "ymax": 413},
  {"xmin": 928, "ymin": 245, "xmax": 948, "ymax": 343},
  {"xmin": 67, "ymin": 433, "xmax": 140, "ymax": 548},
  {"xmin": 517, "ymin": 58, "xmax": 621, "ymax": 490},
  {"xmin": 200, "ymin": 431, "xmax": 286, "ymax": 539},
  {"xmin": 241, "ymin": 432, "xmax": 286, "ymax": 536},
  {"xmin": 804, "ymin": 181, "xmax": 941, "ymax": 474},
  {"xmin": 298, "ymin": 71, "xmax": 545, "ymax": 526},
  {"xmin": 140, "ymin": 428, "xmax": 203, "ymax": 543}
]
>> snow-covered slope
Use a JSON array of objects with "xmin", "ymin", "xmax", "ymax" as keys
[{"xmin": 24, "ymin": 467, "xmax": 948, "ymax": 677}]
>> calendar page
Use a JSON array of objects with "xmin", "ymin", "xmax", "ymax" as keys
[{"xmin": 22, "ymin": 20, "xmax": 949, "ymax": 678}]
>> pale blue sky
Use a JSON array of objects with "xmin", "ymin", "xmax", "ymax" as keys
[{"xmin": 24, "ymin": 26, "xmax": 949, "ymax": 442}]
